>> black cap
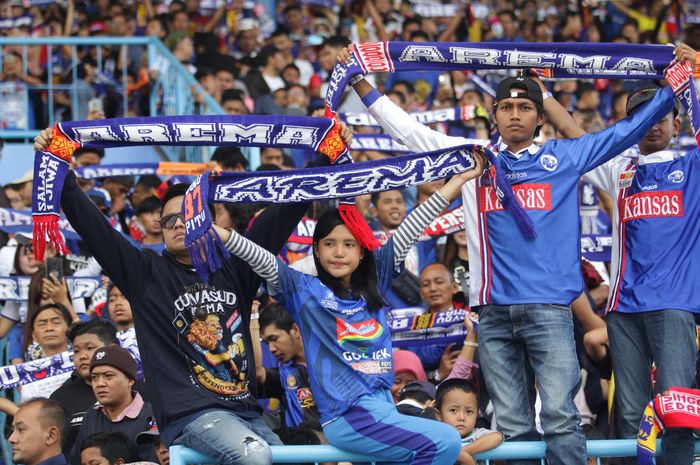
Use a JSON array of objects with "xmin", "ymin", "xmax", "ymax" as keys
[
  {"xmin": 401, "ymin": 380, "xmax": 437, "ymax": 400},
  {"xmin": 136, "ymin": 417, "xmax": 160, "ymax": 444},
  {"xmin": 626, "ymin": 85, "xmax": 680, "ymax": 117},
  {"xmin": 495, "ymin": 76, "xmax": 543, "ymax": 108}
]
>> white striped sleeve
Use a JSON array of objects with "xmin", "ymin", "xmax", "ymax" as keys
[
  {"xmin": 224, "ymin": 230, "xmax": 280, "ymax": 292},
  {"xmin": 392, "ymin": 192, "xmax": 449, "ymax": 268}
]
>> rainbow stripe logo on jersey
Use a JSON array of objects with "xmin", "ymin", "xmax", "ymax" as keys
[{"xmin": 336, "ymin": 318, "xmax": 384, "ymax": 344}]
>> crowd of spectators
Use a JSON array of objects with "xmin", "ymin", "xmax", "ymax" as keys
[
  {"xmin": 0, "ymin": 0, "xmax": 699, "ymax": 464},
  {"xmin": 0, "ymin": 0, "xmax": 699, "ymax": 127}
]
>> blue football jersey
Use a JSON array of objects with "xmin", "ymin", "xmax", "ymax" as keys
[{"xmin": 274, "ymin": 241, "xmax": 399, "ymax": 424}]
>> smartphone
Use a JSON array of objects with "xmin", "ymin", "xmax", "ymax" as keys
[
  {"xmin": 88, "ymin": 98, "xmax": 104, "ymax": 114},
  {"xmin": 45, "ymin": 257, "xmax": 64, "ymax": 281}
]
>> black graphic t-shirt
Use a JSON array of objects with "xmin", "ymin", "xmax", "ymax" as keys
[{"xmin": 61, "ymin": 170, "xmax": 315, "ymax": 445}]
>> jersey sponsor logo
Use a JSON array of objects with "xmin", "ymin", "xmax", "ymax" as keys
[
  {"xmin": 539, "ymin": 154, "xmax": 558, "ymax": 171},
  {"xmin": 479, "ymin": 184, "xmax": 552, "ymax": 213},
  {"xmin": 621, "ymin": 191, "xmax": 683, "ymax": 222},
  {"xmin": 355, "ymin": 42, "xmax": 393, "ymax": 73},
  {"xmin": 350, "ymin": 360, "xmax": 393, "ymax": 375},
  {"xmin": 619, "ymin": 171, "xmax": 635, "ymax": 188},
  {"xmin": 336, "ymin": 317, "xmax": 384, "ymax": 344},
  {"xmin": 668, "ymin": 169, "xmax": 685, "ymax": 183},
  {"xmin": 296, "ymin": 387, "xmax": 316, "ymax": 408},
  {"xmin": 342, "ymin": 347, "xmax": 391, "ymax": 362},
  {"xmin": 640, "ymin": 184, "xmax": 658, "ymax": 191}
]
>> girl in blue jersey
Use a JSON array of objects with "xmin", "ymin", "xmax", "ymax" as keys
[{"xmin": 215, "ymin": 158, "xmax": 485, "ymax": 465}]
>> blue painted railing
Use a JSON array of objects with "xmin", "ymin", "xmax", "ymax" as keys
[
  {"xmin": 0, "ymin": 36, "xmax": 224, "ymax": 162},
  {"xmin": 170, "ymin": 440, "xmax": 700, "ymax": 465}
]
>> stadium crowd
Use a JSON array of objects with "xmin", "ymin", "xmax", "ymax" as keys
[{"xmin": 0, "ymin": 0, "xmax": 699, "ymax": 464}]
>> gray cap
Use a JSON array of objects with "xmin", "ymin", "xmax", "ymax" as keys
[{"xmin": 626, "ymin": 86, "xmax": 680, "ymax": 116}]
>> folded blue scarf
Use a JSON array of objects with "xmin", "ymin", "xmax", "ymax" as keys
[{"xmin": 185, "ymin": 143, "xmax": 486, "ymax": 280}]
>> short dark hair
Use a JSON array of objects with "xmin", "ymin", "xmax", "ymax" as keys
[
  {"xmin": 73, "ymin": 147, "xmax": 105, "ymax": 160},
  {"xmin": 392, "ymin": 80, "xmax": 415, "ymax": 95},
  {"xmin": 135, "ymin": 175, "xmax": 163, "ymax": 190},
  {"xmin": 211, "ymin": 146, "xmax": 248, "ymax": 171},
  {"xmin": 136, "ymin": 196, "xmax": 162, "ymax": 216},
  {"xmin": 399, "ymin": 389, "xmax": 432, "ymax": 404},
  {"xmin": 195, "ymin": 67, "xmax": 215, "ymax": 81},
  {"xmin": 283, "ymin": 3, "xmax": 302, "ymax": 14},
  {"xmin": 435, "ymin": 378, "xmax": 478, "ymax": 410},
  {"xmin": 30, "ymin": 303, "xmax": 73, "ymax": 332},
  {"xmin": 104, "ymin": 176, "xmax": 135, "ymax": 189},
  {"xmin": 81, "ymin": 431, "xmax": 138, "ymax": 464},
  {"xmin": 370, "ymin": 189, "xmax": 402, "ymax": 207},
  {"xmin": 259, "ymin": 302, "xmax": 295, "ymax": 332},
  {"xmin": 497, "ymin": 9, "xmax": 517, "ymax": 21},
  {"xmin": 258, "ymin": 44, "xmax": 281, "ymax": 67},
  {"xmin": 160, "ymin": 183, "xmax": 190, "ymax": 209},
  {"xmin": 402, "ymin": 17, "xmax": 421, "ymax": 31},
  {"xmin": 320, "ymin": 35, "xmax": 350, "ymax": 50},
  {"xmin": 576, "ymin": 82, "xmax": 598, "ymax": 99},
  {"xmin": 68, "ymin": 318, "xmax": 118, "ymax": 345},
  {"xmin": 221, "ymin": 89, "xmax": 245, "ymax": 106},
  {"xmin": 282, "ymin": 63, "xmax": 300, "ymax": 76},
  {"xmin": 20, "ymin": 398, "xmax": 69, "ymax": 446},
  {"xmin": 271, "ymin": 26, "xmax": 291, "ymax": 39},
  {"xmin": 256, "ymin": 163, "xmax": 281, "ymax": 172},
  {"xmin": 409, "ymin": 30, "xmax": 430, "ymax": 41}
]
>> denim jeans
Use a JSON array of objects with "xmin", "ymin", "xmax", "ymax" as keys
[
  {"xmin": 608, "ymin": 310, "xmax": 697, "ymax": 465},
  {"xmin": 478, "ymin": 304, "xmax": 586, "ymax": 465},
  {"xmin": 172, "ymin": 410, "xmax": 282, "ymax": 465}
]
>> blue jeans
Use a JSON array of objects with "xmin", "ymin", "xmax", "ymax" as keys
[
  {"xmin": 608, "ymin": 310, "xmax": 697, "ymax": 465},
  {"xmin": 172, "ymin": 410, "xmax": 282, "ymax": 465},
  {"xmin": 478, "ymin": 304, "xmax": 586, "ymax": 465}
]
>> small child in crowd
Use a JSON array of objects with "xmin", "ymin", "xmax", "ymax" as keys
[{"xmin": 436, "ymin": 379, "xmax": 503, "ymax": 465}]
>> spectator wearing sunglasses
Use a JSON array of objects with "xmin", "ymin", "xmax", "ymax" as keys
[{"xmin": 33, "ymin": 124, "xmax": 352, "ymax": 465}]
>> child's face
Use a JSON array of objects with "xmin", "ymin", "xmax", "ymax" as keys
[
  {"xmin": 314, "ymin": 224, "xmax": 364, "ymax": 285},
  {"xmin": 438, "ymin": 390, "xmax": 478, "ymax": 438}
]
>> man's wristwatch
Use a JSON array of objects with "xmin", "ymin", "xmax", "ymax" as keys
[{"xmin": 429, "ymin": 369, "xmax": 442, "ymax": 383}]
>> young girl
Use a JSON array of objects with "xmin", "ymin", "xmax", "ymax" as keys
[{"xmin": 216, "ymin": 158, "xmax": 484, "ymax": 465}]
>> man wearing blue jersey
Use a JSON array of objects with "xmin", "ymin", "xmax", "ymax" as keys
[
  {"xmin": 337, "ymin": 44, "xmax": 695, "ymax": 465},
  {"xmin": 544, "ymin": 84, "xmax": 697, "ymax": 465}
]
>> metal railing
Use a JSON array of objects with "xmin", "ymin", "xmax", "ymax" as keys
[
  {"xmin": 170, "ymin": 440, "xmax": 700, "ymax": 465},
  {"xmin": 0, "ymin": 36, "xmax": 225, "ymax": 162}
]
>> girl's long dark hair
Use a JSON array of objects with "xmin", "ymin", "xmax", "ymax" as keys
[{"xmin": 312, "ymin": 209, "xmax": 385, "ymax": 312}]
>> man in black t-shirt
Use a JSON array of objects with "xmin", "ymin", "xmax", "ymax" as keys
[{"xmin": 35, "ymin": 126, "xmax": 347, "ymax": 465}]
